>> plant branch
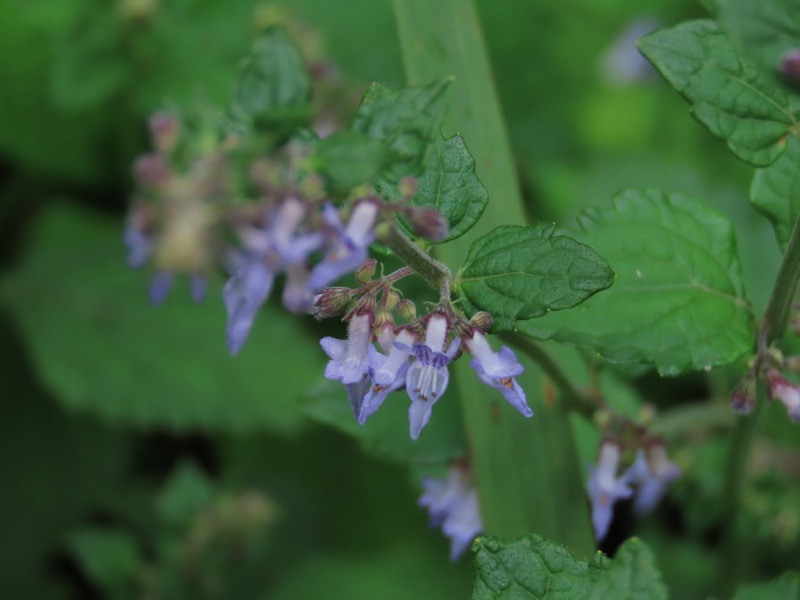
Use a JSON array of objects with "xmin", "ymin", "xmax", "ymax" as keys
[
  {"xmin": 761, "ymin": 211, "xmax": 800, "ymax": 345},
  {"xmin": 381, "ymin": 225, "xmax": 451, "ymax": 294}
]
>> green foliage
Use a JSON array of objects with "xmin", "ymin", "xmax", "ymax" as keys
[
  {"xmin": 471, "ymin": 535, "xmax": 667, "ymax": 600},
  {"xmin": 352, "ymin": 78, "xmax": 450, "ymax": 180},
  {"xmin": 520, "ymin": 189, "xmax": 754, "ymax": 375},
  {"xmin": 67, "ymin": 530, "xmax": 141, "ymax": 596},
  {"xmin": 456, "ymin": 223, "xmax": 614, "ymax": 331},
  {"xmin": 231, "ymin": 25, "xmax": 313, "ymax": 135},
  {"xmin": 380, "ymin": 133, "xmax": 489, "ymax": 242},
  {"xmin": 0, "ymin": 203, "xmax": 323, "ymax": 433},
  {"xmin": 732, "ymin": 572, "xmax": 800, "ymax": 600},
  {"xmin": 639, "ymin": 20, "xmax": 800, "ymax": 166},
  {"xmin": 751, "ymin": 134, "xmax": 800, "ymax": 251},
  {"xmin": 313, "ymin": 131, "xmax": 391, "ymax": 194}
]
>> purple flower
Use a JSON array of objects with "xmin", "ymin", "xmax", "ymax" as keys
[
  {"xmin": 282, "ymin": 264, "xmax": 314, "ymax": 313},
  {"xmin": 587, "ymin": 442, "xmax": 633, "ymax": 541},
  {"xmin": 767, "ymin": 369, "xmax": 800, "ymax": 422},
  {"xmin": 465, "ymin": 331, "xmax": 532, "ymax": 418},
  {"xmin": 149, "ymin": 271, "xmax": 174, "ymax": 305},
  {"xmin": 627, "ymin": 446, "xmax": 680, "ymax": 515},
  {"xmin": 223, "ymin": 254, "xmax": 276, "ymax": 355},
  {"xmin": 321, "ymin": 312, "xmax": 373, "ymax": 385},
  {"xmin": 419, "ymin": 468, "xmax": 483, "ymax": 561},
  {"xmin": 405, "ymin": 315, "xmax": 460, "ymax": 440},
  {"xmin": 124, "ymin": 225, "xmax": 153, "ymax": 268},
  {"xmin": 359, "ymin": 329, "xmax": 417, "ymax": 424},
  {"xmin": 271, "ymin": 197, "xmax": 323, "ymax": 265},
  {"xmin": 307, "ymin": 201, "xmax": 378, "ymax": 290}
]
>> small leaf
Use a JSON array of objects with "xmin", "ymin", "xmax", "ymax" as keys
[
  {"xmin": 455, "ymin": 223, "xmax": 614, "ymax": 332},
  {"xmin": 518, "ymin": 189, "xmax": 754, "ymax": 376},
  {"xmin": 751, "ymin": 134, "xmax": 800, "ymax": 251},
  {"xmin": 588, "ymin": 539, "xmax": 668, "ymax": 600},
  {"xmin": 156, "ymin": 462, "xmax": 215, "ymax": 529},
  {"xmin": 0, "ymin": 203, "xmax": 324, "ymax": 433},
  {"xmin": 231, "ymin": 25, "xmax": 311, "ymax": 133},
  {"xmin": 314, "ymin": 131, "xmax": 391, "ymax": 194},
  {"xmin": 639, "ymin": 19, "xmax": 799, "ymax": 166},
  {"xmin": 377, "ymin": 134, "xmax": 489, "ymax": 243},
  {"xmin": 471, "ymin": 535, "xmax": 666, "ymax": 600},
  {"xmin": 732, "ymin": 571, "xmax": 800, "ymax": 600},
  {"xmin": 351, "ymin": 78, "xmax": 450, "ymax": 179},
  {"xmin": 302, "ymin": 380, "xmax": 466, "ymax": 464},
  {"xmin": 67, "ymin": 530, "xmax": 141, "ymax": 594}
]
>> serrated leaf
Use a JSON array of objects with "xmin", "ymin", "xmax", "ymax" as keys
[
  {"xmin": 0, "ymin": 203, "xmax": 324, "ymax": 433},
  {"xmin": 351, "ymin": 78, "xmax": 450, "ymax": 179},
  {"xmin": 716, "ymin": 0, "xmax": 800, "ymax": 79},
  {"xmin": 231, "ymin": 25, "xmax": 311, "ymax": 133},
  {"xmin": 377, "ymin": 134, "xmax": 489, "ymax": 243},
  {"xmin": 732, "ymin": 571, "xmax": 800, "ymax": 600},
  {"xmin": 471, "ymin": 536, "xmax": 666, "ymax": 600},
  {"xmin": 302, "ymin": 379, "xmax": 466, "ymax": 464},
  {"xmin": 588, "ymin": 539, "xmax": 667, "ymax": 600},
  {"xmin": 751, "ymin": 134, "xmax": 800, "ymax": 251},
  {"xmin": 639, "ymin": 19, "xmax": 799, "ymax": 166},
  {"xmin": 455, "ymin": 223, "xmax": 614, "ymax": 332},
  {"xmin": 518, "ymin": 189, "xmax": 754, "ymax": 376},
  {"xmin": 314, "ymin": 131, "xmax": 391, "ymax": 194}
]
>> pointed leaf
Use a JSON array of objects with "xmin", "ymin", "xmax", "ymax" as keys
[
  {"xmin": 589, "ymin": 539, "xmax": 668, "ymax": 600},
  {"xmin": 456, "ymin": 223, "xmax": 614, "ymax": 331},
  {"xmin": 751, "ymin": 134, "xmax": 800, "ymax": 251},
  {"xmin": 518, "ymin": 189, "xmax": 754, "ymax": 376},
  {"xmin": 732, "ymin": 572, "xmax": 800, "ymax": 600},
  {"xmin": 314, "ymin": 131, "xmax": 391, "ymax": 194},
  {"xmin": 639, "ymin": 20, "xmax": 799, "ymax": 166}
]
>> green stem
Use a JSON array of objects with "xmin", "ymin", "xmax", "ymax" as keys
[
  {"xmin": 381, "ymin": 226, "xmax": 451, "ymax": 293},
  {"xmin": 761, "ymin": 212, "xmax": 800, "ymax": 344}
]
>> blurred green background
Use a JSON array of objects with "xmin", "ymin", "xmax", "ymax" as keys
[{"xmin": 0, "ymin": 0, "xmax": 795, "ymax": 598}]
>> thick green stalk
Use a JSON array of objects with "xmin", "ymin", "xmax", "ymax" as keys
[
  {"xmin": 393, "ymin": 0, "xmax": 593, "ymax": 554},
  {"xmin": 762, "ymin": 211, "xmax": 800, "ymax": 344}
]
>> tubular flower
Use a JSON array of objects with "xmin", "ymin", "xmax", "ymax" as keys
[
  {"xmin": 465, "ymin": 330, "xmax": 532, "ymax": 418},
  {"xmin": 419, "ymin": 468, "xmax": 483, "ymax": 561},
  {"xmin": 359, "ymin": 329, "xmax": 418, "ymax": 424},
  {"xmin": 767, "ymin": 369, "xmax": 800, "ymax": 422},
  {"xmin": 587, "ymin": 441, "xmax": 633, "ymax": 541},
  {"xmin": 627, "ymin": 446, "xmax": 680, "ymax": 515},
  {"xmin": 405, "ymin": 315, "xmax": 460, "ymax": 439},
  {"xmin": 320, "ymin": 312, "xmax": 374, "ymax": 385}
]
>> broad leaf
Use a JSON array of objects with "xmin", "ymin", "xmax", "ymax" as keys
[
  {"xmin": 231, "ymin": 25, "xmax": 311, "ymax": 132},
  {"xmin": 377, "ymin": 134, "xmax": 489, "ymax": 243},
  {"xmin": 0, "ymin": 203, "xmax": 324, "ymax": 433},
  {"xmin": 351, "ymin": 78, "xmax": 450, "ymax": 179},
  {"xmin": 751, "ymin": 134, "xmax": 800, "ymax": 251},
  {"xmin": 302, "ymin": 379, "xmax": 466, "ymax": 464},
  {"xmin": 314, "ymin": 131, "xmax": 391, "ymax": 194},
  {"xmin": 732, "ymin": 572, "xmax": 800, "ymax": 600},
  {"xmin": 519, "ymin": 189, "xmax": 754, "ymax": 376},
  {"xmin": 471, "ymin": 535, "xmax": 665, "ymax": 600},
  {"xmin": 639, "ymin": 20, "xmax": 799, "ymax": 166},
  {"xmin": 455, "ymin": 223, "xmax": 614, "ymax": 332}
]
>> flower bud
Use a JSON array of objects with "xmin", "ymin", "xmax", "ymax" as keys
[
  {"xmin": 469, "ymin": 311, "xmax": 494, "ymax": 332},
  {"xmin": 766, "ymin": 368, "xmax": 800, "ymax": 422},
  {"xmin": 398, "ymin": 176, "xmax": 419, "ymax": 198},
  {"xmin": 149, "ymin": 112, "xmax": 179, "ymax": 154},
  {"xmin": 355, "ymin": 258, "xmax": 378, "ymax": 284},
  {"xmin": 403, "ymin": 206, "xmax": 449, "ymax": 241},
  {"xmin": 384, "ymin": 290, "xmax": 400, "ymax": 311},
  {"xmin": 311, "ymin": 287, "xmax": 353, "ymax": 319},
  {"xmin": 133, "ymin": 153, "xmax": 170, "ymax": 188},
  {"xmin": 730, "ymin": 372, "xmax": 757, "ymax": 415},
  {"xmin": 780, "ymin": 49, "xmax": 800, "ymax": 84},
  {"xmin": 374, "ymin": 309, "xmax": 395, "ymax": 336},
  {"xmin": 784, "ymin": 356, "xmax": 800, "ymax": 374},
  {"xmin": 396, "ymin": 298, "xmax": 416, "ymax": 322}
]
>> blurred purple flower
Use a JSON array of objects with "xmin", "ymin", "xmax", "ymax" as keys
[
  {"xmin": 587, "ymin": 442, "xmax": 633, "ymax": 541},
  {"xmin": 627, "ymin": 446, "xmax": 680, "ymax": 515},
  {"xmin": 321, "ymin": 312, "xmax": 373, "ymax": 385}
]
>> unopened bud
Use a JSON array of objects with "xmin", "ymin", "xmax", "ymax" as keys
[
  {"xmin": 384, "ymin": 290, "xmax": 400, "ymax": 311},
  {"xmin": 355, "ymin": 259, "xmax": 378, "ymax": 284},
  {"xmin": 149, "ymin": 112, "xmax": 179, "ymax": 154},
  {"xmin": 403, "ymin": 206, "xmax": 449, "ymax": 241},
  {"xmin": 784, "ymin": 356, "xmax": 800, "ymax": 374},
  {"xmin": 398, "ymin": 176, "xmax": 418, "ymax": 198},
  {"xmin": 374, "ymin": 309, "xmax": 395, "ymax": 334},
  {"xmin": 133, "ymin": 153, "xmax": 170, "ymax": 188},
  {"xmin": 469, "ymin": 311, "xmax": 494, "ymax": 332},
  {"xmin": 766, "ymin": 368, "xmax": 800, "ymax": 422},
  {"xmin": 781, "ymin": 49, "xmax": 800, "ymax": 84},
  {"xmin": 730, "ymin": 372, "xmax": 757, "ymax": 415},
  {"xmin": 396, "ymin": 298, "xmax": 416, "ymax": 322},
  {"xmin": 312, "ymin": 287, "xmax": 353, "ymax": 319}
]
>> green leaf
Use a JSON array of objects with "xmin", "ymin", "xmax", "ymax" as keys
[
  {"xmin": 471, "ymin": 536, "xmax": 666, "ymax": 600},
  {"xmin": 302, "ymin": 380, "xmax": 466, "ymax": 464},
  {"xmin": 0, "ymin": 203, "xmax": 324, "ymax": 433},
  {"xmin": 518, "ymin": 189, "xmax": 754, "ymax": 376},
  {"xmin": 732, "ymin": 572, "xmax": 800, "ymax": 600},
  {"xmin": 588, "ymin": 539, "xmax": 668, "ymax": 600},
  {"xmin": 313, "ymin": 131, "xmax": 391, "ymax": 194},
  {"xmin": 231, "ymin": 25, "xmax": 312, "ymax": 133},
  {"xmin": 351, "ymin": 78, "xmax": 450, "ymax": 180},
  {"xmin": 67, "ymin": 530, "xmax": 140, "ymax": 594},
  {"xmin": 377, "ymin": 134, "xmax": 489, "ymax": 243},
  {"xmin": 155, "ymin": 462, "xmax": 215, "ymax": 529},
  {"xmin": 638, "ymin": 19, "xmax": 799, "ymax": 166},
  {"xmin": 716, "ymin": 0, "xmax": 800, "ymax": 78},
  {"xmin": 455, "ymin": 223, "xmax": 614, "ymax": 332},
  {"xmin": 751, "ymin": 133, "xmax": 800, "ymax": 251}
]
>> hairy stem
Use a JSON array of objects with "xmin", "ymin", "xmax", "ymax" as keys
[{"xmin": 381, "ymin": 225, "xmax": 451, "ymax": 293}]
